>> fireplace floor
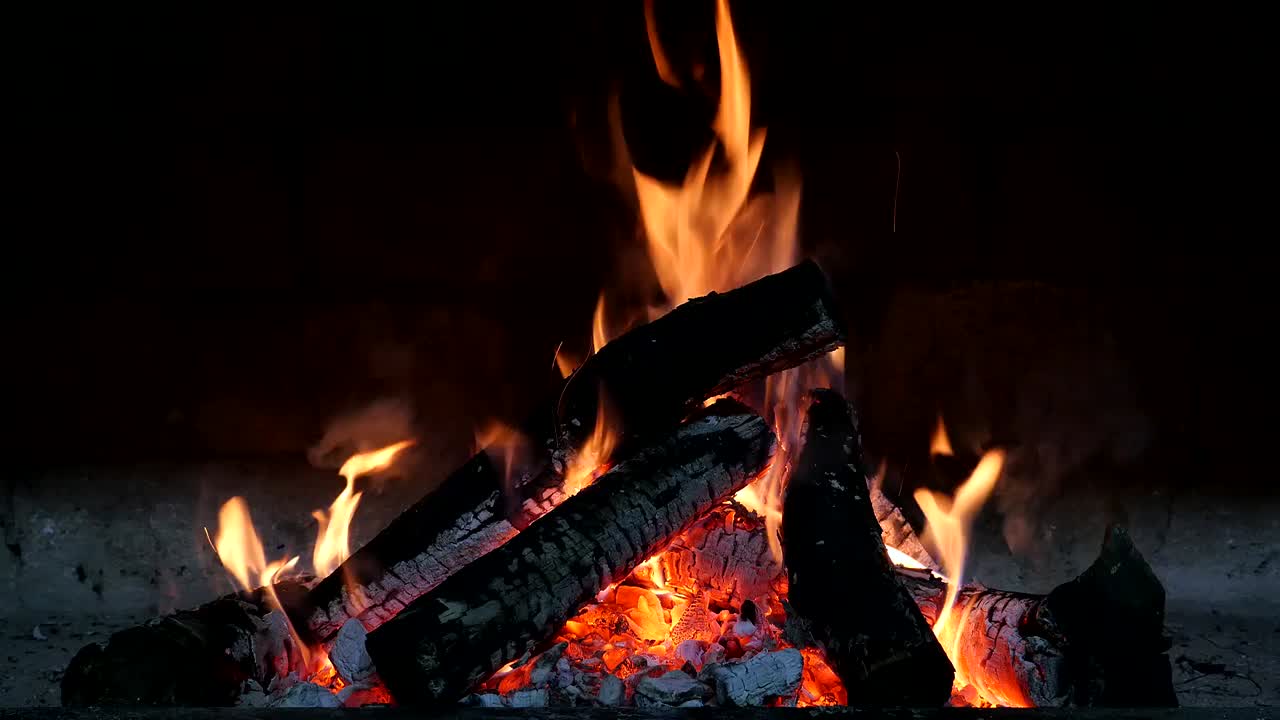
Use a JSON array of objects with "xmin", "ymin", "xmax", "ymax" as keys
[{"xmin": 2, "ymin": 462, "xmax": 1276, "ymax": 709}]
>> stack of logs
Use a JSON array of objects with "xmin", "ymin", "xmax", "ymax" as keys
[{"xmin": 60, "ymin": 261, "xmax": 1176, "ymax": 710}]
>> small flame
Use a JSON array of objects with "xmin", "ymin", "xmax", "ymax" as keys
[
  {"xmin": 563, "ymin": 391, "xmax": 618, "ymax": 496},
  {"xmin": 475, "ymin": 420, "xmax": 528, "ymax": 494},
  {"xmin": 313, "ymin": 440, "xmax": 414, "ymax": 579},
  {"xmin": 913, "ymin": 448, "xmax": 1005, "ymax": 695},
  {"xmin": 210, "ymin": 496, "xmax": 272, "ymax": 592},
  {"xmin": 208, "ymin": 498, "xmax": 313, "ymax": 672},
  {"xmin": 931, "ymin": 414, "xmax": 954, "ymax": 457},
  {"xmin": 643, "ymin": 0, "xmax": 681, "ymax": 88},
  {"xmin": 553, "ymin": 341, "xmax": 581, "ymax": 379},
  {"xmin": 592, "ymin": 294, "xmax": 611, "ymax": 355}
]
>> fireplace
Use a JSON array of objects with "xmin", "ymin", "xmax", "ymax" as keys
[{"xmin": 4, "ymin": 0, "xmax": 1274, "ymax": 715}]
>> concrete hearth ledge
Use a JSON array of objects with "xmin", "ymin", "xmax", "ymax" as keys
[{"xmin": 0, "ymin": 709, "xmax": 1270, "ymax": 720}]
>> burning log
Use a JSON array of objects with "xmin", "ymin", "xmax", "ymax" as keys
[
  {"xmin": 61, "ymin": 579, "xmax": 312, "ymax": 706},
  {"xmin": 781, "ymin": 389, "xmax": 955, "ymax": 706},
  {"xmin": 298, "ymin": 260, "xmax": 843, "ymax": 643},
  {"xmin": 364, "ymin": 400, "xmax": 777, "ymax": 706},
  {"xmin": 896, "ymin": 525, "xmax": 1177, "ymax": 708}
]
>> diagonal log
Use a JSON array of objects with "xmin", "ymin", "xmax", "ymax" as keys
[
  {"xmin": 298, "ymin": 260, "xmax": 843, "ymax": 644},
  {"xmin": 781, "ymin": 389, "xmax": 955, "ymax": 705},
  {"xmin": 365, "ymin": 400, "xmax": 777, "ymax": 706}
]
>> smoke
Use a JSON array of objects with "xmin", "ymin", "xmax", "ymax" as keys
[{"xmin": 306, "ymin": 397, "xmax": 417, "ymax": 473}]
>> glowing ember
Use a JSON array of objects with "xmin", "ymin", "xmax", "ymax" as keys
[{"xmin": 486, "ymin": 504, "xmax": 846, "ymax": 707}]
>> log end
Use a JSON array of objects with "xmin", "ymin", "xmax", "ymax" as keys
[{"xmin": 1039, "ymin": 524, "xmax": 1177, "ymax": 707}]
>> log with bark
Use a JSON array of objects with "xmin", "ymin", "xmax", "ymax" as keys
[
  {"xmin": 297, "ymin": 260, "xmax": 843, "ymax": 643},
  {"xmin": 896, "ymin": 525, "xmax": 1176, "ymax": 708},
  {"xmin": 364, "ymin": 400, "xmax": 777, "ymax": 706},
  {"xmin": 781, "ymin": 389, "xmax": 955, "ymax": 705},
  {"xmin": 61, "ymin": 579, "xmax": 312, "ymax": 707}
]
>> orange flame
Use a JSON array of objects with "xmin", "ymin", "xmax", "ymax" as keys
[
  {"xmin": 208, "ymin": 497, "xmax": 312, "ymax": 671},
  {"xmin": 931, "ymin": 413, "xmax": 954, "ymax": 457},
  {"xmin": 552, "ymin": 341, "xmax": 581, "ymax": 379},
  {"xmin": 475, "ymin": 420, "xmax": 528, "ymax": 494},
  {"xmin": 625, "ymin": 0, "xmax": 827, "ymax": 559},
  {"xmin": 913, "ymin": 446, "xmax": 1005, "ymax": 697},
  {"xmin": 313, "ymin": 440, "xmax": 414, "ymax": 579},
  {"xmin": 643, "ymin": 0, "xmax": 681, "ymax": 89},
  {"xmin": 563, "ymin": 391, "xmax": 617, "ymax": 496}
]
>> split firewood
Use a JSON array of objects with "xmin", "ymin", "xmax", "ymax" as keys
[
  {"xmin": 298, "ymin": 260, "xmax": 844, "ymax": 643},
  {"xmin": 364, "ymin": 400, "xmax": 777, "ymax": 706},
  {"xmin": 896, "ymin": 525, "xmax": 1177, "ymax": 708},
  {"xmin": 61, "ymin": 579, "xmax": 312, "ymax": 707},
  {"xmin": 781, "ymin": 389, "xmax": 955, "ymax": 705}
]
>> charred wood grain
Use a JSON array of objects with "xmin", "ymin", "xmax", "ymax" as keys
[
  {"xmin": 298, "ymin": 260, "xmax": 844, "ymax": 643},
  {"xmin": 60, "ymin": 579, "xmax": 311, "ymax": 707},
  {"xmin": 781, "ymin": 389, "xmax": 954, "ymax": 705},
  {"xmin": 896, "ymin": 526, "xmax": 1176, "ymax": 708},
  {"xmin": 365, "ymin": 401, "xmax": 777, "ymax": 706}
]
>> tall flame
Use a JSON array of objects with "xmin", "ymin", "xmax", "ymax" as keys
[
  {"xmin": 313, "ymin": 440, "xmax": 414, "ymax": 578},
  {"xmin": 621, "ymin": 0, "xmax": 836, "ymax": 562},
  {"xmin": 913, "ymin": 433, "xmax": 1005, "ymax": 697}
]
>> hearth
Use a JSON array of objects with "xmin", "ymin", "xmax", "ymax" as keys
[{"xmin": 10, "ymin": 0, "xmax": 1268, "ymax": 715}]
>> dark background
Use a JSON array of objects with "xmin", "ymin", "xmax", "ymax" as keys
[{"xmin": 8, "ymin": 3, "xmax": 1271, "ymax": 497}]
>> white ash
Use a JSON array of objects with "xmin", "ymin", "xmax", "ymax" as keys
[
  {"xmin": 329, "ymin": 618, "xmax": 376, "ymax": 684},
  {"xmin": 528, "ymin": 642, "xmax": 567, "ymax": 686},
  {"xmin": 468, "ymin": 693, "xmax": 505, "ymax": 707},
  {"xmin": 253, "ymin": 610, "xmax": 300, "ymax": 682},
  {"xmin": 675, "ymin": 639, "xmax": 706, "ymax": 669},
  {"xmin": 506, "ymin": 688, "xmax": 550, "ymax": 707},
  {"xmin": 634, "ymin": 670, "xmax": 712, "ymax": 707},
  {"xmin": 269, "ymin": 681, "xmax": 342, "ymax": 708},
  {"xmin": 711, "ymin": 648, "xmax": 804, "ymax": 707},
  {"xmin": 596, "ymin": 674, "xmax": 625, "ymax": 705}
]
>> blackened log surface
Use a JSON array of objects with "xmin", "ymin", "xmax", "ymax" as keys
[
  {"xmin": 897, "ymin": 526, "xmax": 1176, "ymax": 708},
  {"xmin": 781, "ymin": 389, "xmax": 955, "ymax": 706},
  {"xmin": 299, "ymin": 261, "xmax": 843, "ymax": 643},
  {"xmin": 365, "ymin": 401, "xmax": 776, "ymax": 707},
  {"xmin": 558, "ymin": 259, "xmax": 844, "ymax": 451},
  {"xmin": 60, "ymin": 580, "xmax": 310, "ymax": 707},
  {"xmin": 3, "ymin": 708, "xmax": 1260, "ymax": 720},
  {"xmin": 299, "ymin": 454, "xmax": 566, "ymax": 643}
]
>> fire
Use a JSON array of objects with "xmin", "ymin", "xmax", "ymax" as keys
[
  {"xmin": 613, "ymin": 0, "xmax": 838, "ymax": 566},
  {"xmin": 912, "ymin": 434, "xmax": 1006, "ymax": 702},
  {"xmin": 475, "ymin": 420, "xmax": 528, "ymax": 498},
  {"xmin": 313, "ymin": 440, "xmax": 415, "ymax": 578},
  {"xmin": 208, "ymin": 497, "xmax": 312, "ymax": 670},
  {"xmin": 930, "ymin": 414, "xmax": 954, "ymax": 457},
  {"xmin": 563, "ymin": 390, "xmax": 618, "ymax": 496}
]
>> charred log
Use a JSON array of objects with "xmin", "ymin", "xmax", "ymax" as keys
[
  {"xmin": 61, "ymin": 579, "xmax": 312, "ymax": 707},
  {"xmin": 299, "ymin": 260, "xmax": 844, "ymax": 643},
  {"xmin": 896, "ymin": 526, "xmax": 1176, "ymax": 707},
  {"xmin": 781, "ymin": 389, "xmax": 955, "ymax": 706},
  {"xmin": 364, "ymin": 401, "xmax": 777, "ymax": 706}
]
